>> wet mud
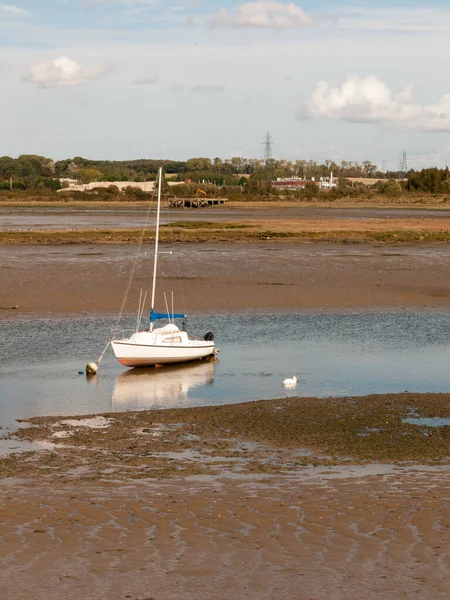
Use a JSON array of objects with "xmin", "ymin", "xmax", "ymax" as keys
[
  {"xmin": 2, "ymin": 242, "xmax": 450, "ymax": 317},
  {"xmin": 2, "ymin": 393, "xmax": 450, "ymax": 599}
]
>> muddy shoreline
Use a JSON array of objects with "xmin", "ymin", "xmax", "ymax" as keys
[
  {"xmin": 7, "ymin": 392, "xmax": 450, "ymax": 477},
  {"xmin": 2, "ymin": 242, "xmax": 450, "ymax": 317},
  {"xmin": 2, "ymin": 394, "xmax": 450, "ymax": 599},
  {"xmin": 2, "ymin": 207, "xmax": 450, "ymax": 598}
]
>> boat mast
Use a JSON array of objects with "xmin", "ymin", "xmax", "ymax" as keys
[{"xmin": 150, "ymin": 166, "xmax": 162, "ymax": 331}]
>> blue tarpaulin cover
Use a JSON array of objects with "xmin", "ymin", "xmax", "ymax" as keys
[{"xmin": 150, "ymin": 309, "xmax": 185, "ymax": 323}]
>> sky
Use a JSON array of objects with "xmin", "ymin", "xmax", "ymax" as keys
[{"xmin": 1, "ymin": 1, "xmax": 450, "ymax": 170}]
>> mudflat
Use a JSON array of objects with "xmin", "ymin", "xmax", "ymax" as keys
[
  {"xmin": 2, "ymin": 204, "xmax": 450, "ymax": 599},
  {"xmin": 2, "ymin": 242, "xmax": 450, "ymax": 316},
  {"xmin": 1, "ymin": 468, "xmax": 449, "ymax": 600},
  {"xmin": 2, "ymin": 394, "xmax": 450, "ymax": 600}
]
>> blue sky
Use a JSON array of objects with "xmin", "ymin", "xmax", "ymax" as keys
[{"xmin": 1, "ymin": 1, "xmax": 450, "ymax": 169}]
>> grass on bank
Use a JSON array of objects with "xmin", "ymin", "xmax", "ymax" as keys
[{"xmin": 1, "ymin": 224, "xmax": 450, "ymax": 245}]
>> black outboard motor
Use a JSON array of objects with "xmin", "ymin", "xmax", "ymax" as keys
[{"xmin": 203, "ymin": 332, "xmax": 214, "ymax": 342}]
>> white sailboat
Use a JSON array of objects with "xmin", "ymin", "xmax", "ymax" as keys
[{"xmin": 111, "ymin": 167, "xmax": 215, "ymax": 368}]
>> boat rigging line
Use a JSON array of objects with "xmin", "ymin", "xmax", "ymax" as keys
[
  {"xmin": 86, "ymin": 176, "xmax": 158, "ymax": 374},
  {"xmin": 114, "ymin": 180, "xmax": 158, "ymax": 336}
]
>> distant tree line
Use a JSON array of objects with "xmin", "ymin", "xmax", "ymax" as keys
[
  {"xmin": 1, "ymin": 154, "xmax": 450, "ymax": 197},
  {"xmin": 406, "ymin": 167, "xmax": 450, "ymax": 193}
]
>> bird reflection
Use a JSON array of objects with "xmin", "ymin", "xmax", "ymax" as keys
[{"xmin": 111, "ymin": 359, "xmax": 215, "ymax": 410}]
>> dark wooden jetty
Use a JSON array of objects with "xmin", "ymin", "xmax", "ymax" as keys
[{"xmin": 167, "ymin": 197, "xmax": 227, "ymax": 208}]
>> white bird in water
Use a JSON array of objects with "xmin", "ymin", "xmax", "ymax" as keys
[{"xmin": 282, "ymin": 376, "xmax": 297, "ymax": 387}]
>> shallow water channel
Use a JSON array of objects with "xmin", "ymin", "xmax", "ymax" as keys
[
  {"xmin": 3, "ymin": 205, "xmax": 450, "ymax": 231},
  {"xmin": 1, "ymin": 312, "xmax": 450, "ymax": 434}
]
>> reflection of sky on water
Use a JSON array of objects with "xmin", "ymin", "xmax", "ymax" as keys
[
  {"xmin": 403, "ymin": 417, "xmax": 450, "ymax": 427},
  {"xmin": 1, "ymin": 312, "xmax": 450, "ymax": 429}
]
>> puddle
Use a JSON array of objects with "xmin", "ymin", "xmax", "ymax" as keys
[
  {"xmin": 0, "ymin": 438, "xmax": 56, "ymax": 458},
  {"xmin": 358, "ymin": 427, "xmax": 383, "ymax": 436},
  {"xmin": 221, "ymin": 439, "xmax": 265, "ymax": 452},
  {"xmin": 52, "ymin": 431, "xmax": 71, "ymax": 438},
  {"xmin": 185, "ymin": 462, "xmax": 450, "ymax": 484},
  {"xmin": 402, "ymin": 417, "xmax": 450, "ymax": 427},
  {"xmin": 59, "ymin": 417, "xmax": 113, "ymax": 429},
  {"xmin": 135, "ymin": 423, "xmax": 184, "ymax": 437},
  {"xmin": 156, "ymin": 450, "xmax": 246, "ymax": 464}
]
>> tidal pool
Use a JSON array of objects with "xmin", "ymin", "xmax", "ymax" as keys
[
  {"xmin": 1, "ymin": 312, "xmax": 450, "ymax": 432},
  {"xmin": 403, "ymin": 417, "xmax": 450, "ymax": 427}
]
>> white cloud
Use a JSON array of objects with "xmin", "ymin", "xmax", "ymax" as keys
[
  {"xmin": 302, "ymin": 75, "xmax": 450, "ymax": 133},
  {"xmin": 0, "ymin": 4, "xmax": 29, "ymax": 15},
  {"xmin": 211, "ymin": 1, "xmax": 314, "ymax": 29},
  {"xmin": 24, "ymin": 56, "xmax": 109, "ymax": 88},
  {"xmin": 2, "ymin": 2, "xmax": 450, "ymax": 168}
]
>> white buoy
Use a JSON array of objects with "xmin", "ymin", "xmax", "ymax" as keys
[
  {"xmin": 282, "ymin": 376, "xmax": 297, "ymax": 387},
  {"xmin": 86, "ymin": 362, "xmax": 98, "ymax": 375},
  {"xmin": 85, "ymin": 341, "xmax": 111, "ymax": 375}
]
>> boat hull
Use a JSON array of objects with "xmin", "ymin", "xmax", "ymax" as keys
[{"xmin": 111, "ymin": 340, "xmax": 215, "ymax": 367}]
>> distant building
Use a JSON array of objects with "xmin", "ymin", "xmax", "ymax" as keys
[
  {"xmin": 271, "ymin": 177, "xmax": 307, "ymax": 190},
  {"xmin": 317, "ymin": 173, "xmax": 337, "ymax": 189},
  {"xmin": 59, "ymin": 178, "xmax": 78, "ymax": 187},
  {"xmin": 271, "ymin": 174, "xmax": 338, "ymax": 190},
  {"xmin": 57, "ymin": 180, "xmax": 185, "ymax": 193}
]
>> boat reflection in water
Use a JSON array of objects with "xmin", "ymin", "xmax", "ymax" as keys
[{"xmin": 111, "ymin": 359, "xmax": 215, "ymax": 410}]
